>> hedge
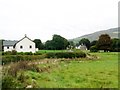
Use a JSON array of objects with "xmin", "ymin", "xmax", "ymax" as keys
[
  {"xmin": 2, "ymin": 55, "xmax": 45, "ymax": 65},
  {"xmin": 2, "ymin": 51, "xmax": 42, "ymax": 55},
  {"xmin": 2, "ymin": 51, "xmax": 86, "ymax": 65},
  {"xmin": 46, "ymin": 52, "xmax": 86, "ymax": 59},
  {"xmin": 90, "ymin": 45, "xmax": 98, "ymax": 52}
]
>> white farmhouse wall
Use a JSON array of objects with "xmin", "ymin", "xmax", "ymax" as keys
[
  {"xmin": 15, "ymin": 38, "xmax": 36, "ymax": 53},
  {"xmin": 4, "ymin": 46, "xmax": 14, "ymax": 52}
]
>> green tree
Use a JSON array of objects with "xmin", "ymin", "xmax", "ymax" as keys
[
  {"xmin": 45, "ymin": 40, "xmax": 55, "ymax": 50},
  {"xmin": 68, "ymin": 41, "xmax": 75, "ymax": 49},
  {"xmin": 0, "ymin": 40, "xmax": 2, "ymax": 51},
  {"xmin": 53, "ymin": 34, "xmax": 69, "ymax": 50},
  {"xmin": 0, "ymin": 39, "xmax": 4, "ymax": 51},
  {"xmin": 90, "ymin": 40, "xmax": 98, "ymax": 47},
  {"xmin": 90, "ymin": 45, "xmax": 98, "ymax": 52},
  {"xmin": 97, "ymin": 34, "xmax": 111, "ymax": 52},
  {"xmin": 79, "ymin": 38, "xmax": 90, "ymax": 50},
  {"xmin": 33, "ymin": 39, "xmax": 44, "ymax": 50},
  {"xmin": 45, "ymin": 34, "xmax": 69, "ymax": 50},
  {"xmin": 76, "ymin": 43, "xmax": 79, "ymax": 47},
  {"xmin": 111, "ymin": 38, "xmax": 120, "ymax": 52}
]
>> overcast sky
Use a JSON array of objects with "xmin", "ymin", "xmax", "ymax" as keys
[{"xmin": 0, "ymin": 0, "xmax": 119, "ymax": 42}]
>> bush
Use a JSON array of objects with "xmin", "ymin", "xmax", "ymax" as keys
[
  {"xmin": 75, "ymin": 52, "xmax": 86, "ymax": 58},
  {"xmin": 46, "ymin": 53, "xmax": 56, "ymax": 58},
  {"xmin": 2, "ymin": 52, "xmax": 5, "ymax": 55},
  {"xmin": 2, "ymin": 50, "xmax": 17, "ymax": 55},
  {"xmin": 24, "ymin": 52, "xmax": 33, "ymax": 55},
  {"xmin": 3, "ymin": 51, "xmax": 12, "ymax": 55},
  {"xmin": 90, "ymin": 45, "xmax": 98, "ymax": 52},
  {"xmin": 2, "ymin": 52, "xmax": 86, "ymax": 64},
  {"xmin": 46, "ymin": 52, "xmax": 86, "ymax": 59},
  {"xmin": 11, "ymin": 50, "xmax": 17, "ymax": 55},
  {"xmin": 7, "ymin": 61, "xmax": 37, "ymax": 76},
  {"xmin": 2, "ymin": 75, "xmax": 18, "ymax": 88},
  {"xmin": 110, "ymin": 48, "xmax": 120, "ymax": 52},
  {"xmin": 17, "ymin": 71, "xmax": 30, "ymax": 83},
  {"xmin": 17, "ymin": 52, "xmax": 24, "ymax": 55},
  {"xmin": 2, "ymin": 55, "xmax": 45, "ymax": 65}
]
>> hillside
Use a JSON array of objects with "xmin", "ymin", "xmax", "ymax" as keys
[{"xmin": 70, "ymin": 27, "xmax": 119, "ymax": 44}]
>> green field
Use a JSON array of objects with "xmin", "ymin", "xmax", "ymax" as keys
[
  {"xmin": 37, "ymin": 49, "xmax": 88, "ymax": 53},
  {"xmin": 37, "ymin": 50, "xmax": 67, "ymax": 53},
  {"xmin": 2, "ymin": 52, "xmax": 118, "ymax": 88}
]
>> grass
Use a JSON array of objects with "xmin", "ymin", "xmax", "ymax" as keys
[
  {"xmin": 37, "ymin": 50, "xmax": 67, "ymax": 54},
  {"xmin": 23, "ymin": 52, "xmax": 118, "ymax": 88}
]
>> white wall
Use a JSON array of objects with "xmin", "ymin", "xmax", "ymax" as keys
[
  {"xmin": 15, "ymin": 38, "xmax": 36, "ymax": 53},
  {"xmin": 4, "ymin": 46, "xmax": 14, "ymax": 52}
]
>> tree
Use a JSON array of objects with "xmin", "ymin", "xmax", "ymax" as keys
[
  {"xmin": 45, "ymin": 40, "xmax": 55, "ymax": 50},
  {"xmin": 45, "ymin": 34, "xmax": 69, "ymax": 50},
  {"xmin": 90, "ymin": 40, "xmax": 98, "ymax": 47},
  {"xmin": 0, "ymin": 39, "xmax": 4, "ymax": 51},
  {"xmin": 117, "ymin": 39, "xmax": 120, "ymax": 51},
  {"xmin": 33, "ymin": 39, "xmax": 44, "ymax": 50},
  {"xmin": 53, "ymin": 34, "xmax": 69, "ymax": 50},
  {"xmin": 79, "ymin": 38, "xmax": 90, "ymax": 50},
  {"xmin": 68, "ymin": 41, "xmax": 75, "ymax": 49},
  {"xmin": 90, "ymin": 45, "xmax": 98, "ymax": 52},
  {"xmin": 97, "ymin": 34, "xmax": 111, "ymax": 52},
  {"xmin": 111, "ymin": 38, "xmax": 120, "ymax": 52},
  {"xmin": 0, "ymin": 40, "xmax": 2, "ymax": 51},
  {"xmin": 76, "ymin": 43, "xmax": 79, "ymax": 47}
]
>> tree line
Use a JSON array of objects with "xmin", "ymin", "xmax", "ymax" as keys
[
  {"xmin": 33, "ymin": 34, "xmax": 69, "ymax": 50},
  {"xmin": 90, "ymin": 34, "xmax": 120, "ymax": 52},
  {"xmin": 33, "ymin": 34, "xmax": 120, "ymax": 52},
  {"xmin": 1, "ymin": 34, "xmax": 120, "ymax": 52}
]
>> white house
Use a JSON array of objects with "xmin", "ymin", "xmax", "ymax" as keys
[
  {"xmin": 75, "ymin": 44, "xmax": 87, "ymax": 50},
  {"xmin": 3, "ymin": 35, "xmax": 38, "ymax": 53}
]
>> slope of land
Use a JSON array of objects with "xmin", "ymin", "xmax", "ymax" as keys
[{"xmin": 70, "ymin": 27, "xmax": 118, "ymax": 43}]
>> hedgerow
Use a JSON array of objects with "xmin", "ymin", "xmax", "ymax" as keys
[
  {"xmin": 2, "ymin": 55, "xmax": 45, "ymax": 65},
  {"xmin": 2, "ymin": 51, "xmax": 86, "ymax": 65},
  {"xmin": 46, "ymin": 52, "xmax": 86, "ymax": 59}
]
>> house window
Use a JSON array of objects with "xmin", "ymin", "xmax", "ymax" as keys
[
  {"xmin": 30, "ymin": 45, "xmax": 32, "ymax": 49},
  {"xmin": 20, "ymin": 46, "xmax": 23, "ymax": 49},
  {"xmin": 7, "ymin": 46, "xmax": 9, "ymax": 49}
]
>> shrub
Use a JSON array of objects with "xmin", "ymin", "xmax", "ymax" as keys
[
  {"xmin": 24, "ymin": 52, "xmax": 33, "ymax": 55},
  {"xmin": 90, "ymin": 45, "xmax": 98, "ymax": 52},
  {"xmin": 2, "ymin": 55, "xmax": 45, "ymax": 65},
  {"xmin": 17, "ymin": 52, "xmax": 24, "ymax": 55},
  {"xmin": 46, "ymin": 52, "xmax": 86, "ymax": 59},
  {"xmin": 2, "ymin": 75, "xmax": 18, "ymax": 88},
  {"xmin": 55, "ymin": 52, "xmax": 75, "ymax": 58},
  {"xmin": 17, "ymin": 71, "xmax": 30, "ymax": 83},
  {"xmin": 46, "ymin": 53, "xmax": 56, "ymax": 58},
  {"xmin": 11, "ymin": 50, "xmax": 17, "ymax": 55},
  {"xmin": 2, "ymin": 52, "xmax": 5, "ymax": 55},
  {"xmin": 4, "ymin": 51, "xmax": 12, "ymax": 55},
  {"xmin": 2, "ymin": 50, "xmax": 17, "ymax": 55},
  {"xmin": 8, "ymin": 61, "xmax": 28, "ymax": 77},
  {"xmin": 2, "ymin": 52, "xmax": 86, "ymax": 64},
  {"xmin": 75, "ymin": 52, "xmax": 86, "ymax": 58}
]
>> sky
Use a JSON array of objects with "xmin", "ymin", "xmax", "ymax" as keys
[{"xmin": 0, "ymin": 0, "xmax": 119, "ymax": 42}]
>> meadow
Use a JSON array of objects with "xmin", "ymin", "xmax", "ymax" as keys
[{"xmin": 2, "ymin": 51, "xmax": 118, "ymax": 88}]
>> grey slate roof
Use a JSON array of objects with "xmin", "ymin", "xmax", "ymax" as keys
[
  {"xmin": 3, "ymin": 40, "xmax": 18, "ymax": 46},
  {"xmin": 3, "ymin": 35, "xmax": 34, "ymax": 47}
]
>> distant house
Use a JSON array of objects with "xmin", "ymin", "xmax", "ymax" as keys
[
  {"xmin": 3, "ymin": 35, "xmax": 38, "ymax": 53},
  {"xmin": 76, "ymin": 44, "xmax": 87, "ymax": 50}
]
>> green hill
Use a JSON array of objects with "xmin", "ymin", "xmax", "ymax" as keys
[{"xmin": 70, "ymin": 27, "xmax": 119, "ymax": 44}]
